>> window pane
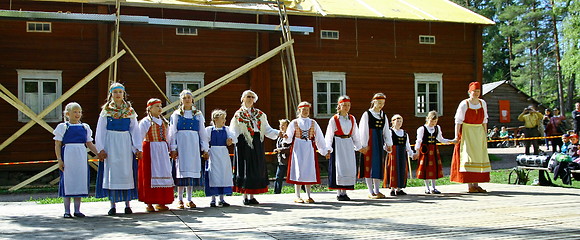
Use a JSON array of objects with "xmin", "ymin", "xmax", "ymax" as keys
[
  {"xmin": 429, "ymin": 93, "xmax": 438, "ymax": 103},
  {"xmin": 318, "ymin": 104, "xmax": 328, "ymax": 114},
  {"xmin": 186, "ymin": 83, "xmax": 200, "ymax": 91},
  {"xmin": 330, "ymin": 82, "xmax": 341, "ymax": 92},
  {"xmin": 43, "ymin": 82, "xmax": 57, "ymax": 94},
  {"xmin": 24, "ymin": 82, "xmax": 38, "ymax": 93},
  {"xmin": 317, "ymin": 93, "xmax": 327, "ymax": 104},
  {"xmin": 429, "ymin": 83, "xmax": 438, "ymax": 92},
  {"xmin": 418, "ymin": 83, "xmax": 426, "ymax": 93},
  {"xmin": 24, "ymin": 93, "xmax": 40, "ymax": 113},
  {"xmin": 317, "ymin": 83, "xmax": 327, "ymax": 92},
  {"xmin": 330, "ymin": 103, "xmax": 338, "ymax": 113},
  {"xmin": 171, "ymin": 83, "xmax": 183, "ymax": 96},
  {"xmin": 429, "ymin": 103, "xmax": 438, "ymax": 112},
  {"xmin": 330, "ymin": 94, "xmax": 341, "ymax": 103}
]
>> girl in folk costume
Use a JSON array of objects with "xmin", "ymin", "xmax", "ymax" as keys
[
  {"xmin": 95, "ymin": 83, "xmax": 142, "ymax": 216},
  {"xmin": 168, "ymin": 90, "xmax": 209, "ymax": 209},
  {"xmin": 284, "ymin": 101, "xmax": 329, "ymax": 204},
  {"xmin": 325, "ymin": 96, "xmax": 364, "ymax": 201},
  {"xmin": 358, "ymin": 93, "xmax": 393, "ymax": 199},
  {"xmin": 451, "ymin": 82, "xmax": 491, "ymax": 193},
  {"xmin": 229, "ymin": 90, "xmax": 281, "ymax": 205},
  {"xmin": 203, "ymin": 109, "xmax": 234, "ymax": 207},
  {"xmin": 384, "ymin": 114, "xmax": 414, "ymax": 196},
  {"xmin": 138, "ymin": 99, "xmax": 174, "ymax": 212},
  {"xmin": 413, "ymin": 111, "xmax": 454, "ymax": 194},
  {"xmin": 54, "ymin": 102, "xmax": 100, "ymax": 218}
]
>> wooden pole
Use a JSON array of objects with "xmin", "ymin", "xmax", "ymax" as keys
[
  {"xmin": 112, "ymin": 0, "xmax": 121, "ymax": 84},
  {"xmin": 281, "ymin": 47, "xmax": 289, "ymax": 119},
  {"xmin": 407, "ymin": 157, "xmax": 413, "ymax": 179},
  {"xmin": 0, "ymin": 86, "xmax": 54, "ymax": 133},
  {"xmin": 119, "ymin": 37, "xmax": 171, "ymax": 103},
  {"xmin": 9, "ymin": 164, "xmax": 59, "ymax": 191},
  {"xmin": 0, "ymin": 50, "xmax": 125, "ymax": 151}
]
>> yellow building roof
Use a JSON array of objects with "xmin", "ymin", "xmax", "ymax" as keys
[{"xmin": 32, "ymin": 0, "xmax": 495, "ymax": 25}]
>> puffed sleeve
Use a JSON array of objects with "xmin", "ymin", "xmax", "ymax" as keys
[
  {"xmin": 351, "ymin": 116, "xmax": 363, "ymax": 151},
  {"xmin": 454, "ymin": 100, "xmax": 468, "ymax": 124},
  {"xmin": 168, "ymin": 112, "xmax": 178, "ymax": 151},
  {"xmin": 229, "ymin": 111, "xmax": 241, "ymax": 144},
  {"xmin": 95, "ymin": 115, "xmax": 107, "ymax": 152},
  {"xmin": 414, "ymin": 126, "xmax": 424, "ymax": 151},
  {"xmin": 405, "ymin": 132, "xmax": 413, "ymax": 157},
  {"xmin": 283, "ymin": 120, "xmax": 296, "ymax": 144},
  {"xmin": 53, "ymin": 123, "xmax": 66, "ymax": 141},
  {"xmin": 481, "ymin": 99, "xmax": 489, "ymax": 124},
  {"xmin": 382, "ymin": 113, "xmax": 393, "ymax": 147},
  {"xmin": 359, "ymin": 111, "xmax": 369, "ymax": 148},
  {"xmin": 197, "ymin": 114, "xmax": 209, "ymax": 152},
  {"xmin": 261, "ymin": 113, "xmax": 280, "ymax": 140},
  {"xmin": 83, "ymin": 123, "xmax": 94, "ymax": 142},
  {"xmin": 130, "ymin": 117, "xmax": 142, "ymax": 152},
  {"xmin": 204, "ymin": 126, "xmax": 212, "ymax": 147},
  {"xmin": 138, "ymin": 117, "xmax": 150, "ymax": 142},
  {"xmin": 325, "ymin": 117, "xmax": 337, "ymax": 153},
  {"xmin": 436, "ymin": 125, "xmax": 452, "ymax": 144},
  {"xmin": 314, "ymin": 121, "xmax": 328, "ymax": 154},
  {"xmin": 225, "ymin": 126, "xmax": 235, "ymax": 141}
]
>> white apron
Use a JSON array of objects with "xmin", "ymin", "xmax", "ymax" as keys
[
  {"xmin": 176, "ymin": 131, "xmax": 202, "ymax": 178},
  {"xmin": 334, "ymin": 137, "xmax": 357, "ymax": 186},
  {"xmin": 103, "ymin": 130, "xmax": 134, "ymax": 189},
  {"xmin": 289, "ymin": 138, "xmax": 317, "ymax": 183},
  {"xmin": 63, "ymin": 143, "xmax": 88, "ymax": 195},
  {"xmin": 207, "ymin": 146, "xmax": 233, "ymax": 187},
  {"xmin": 149, "ymin": 141, "xmax": 174, "ymax": 188}
]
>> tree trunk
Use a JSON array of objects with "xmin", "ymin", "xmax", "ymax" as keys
[{"xmin": 550, "ymin": 0, "xmax": 565, "ymax": 112}]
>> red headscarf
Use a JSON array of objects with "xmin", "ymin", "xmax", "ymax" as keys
[{"xmin": 468, "ymin": 82, "xmax": 481, "ymax": 92}]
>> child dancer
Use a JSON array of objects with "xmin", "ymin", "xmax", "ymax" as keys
[
  {"xmin": 284, "ymin": 102, "xmax": 329, "ymax": 203},
  {"xmin": 273, "ymin": 119, "xmax": 291, "ymax": 194},
  {"xmin": 384, "ymin": 114, "xmax": 414, "ymax": 196},
  {"xmin": 95, "ymin": 83, "xmax": 142, "ymax": 215},
  {"xmin": 138, "ymin": 99, "xmax": 175, "ymax": 212},
  {"xmin": 204, "ymin": 109, "xmax": 234, "ymax": 207},
  {"xmin": 168, "ymin": 90, "xmax": 208, "ymax": 209},
  {"xmin": 325, "ymin": 96, "xmax": 364, "ymax": 201},
  {"xmin": 413, "ymin": 111, "xmax": 453, "ymax": 194},
  {"xmin": 358, "ymin": 93, "xmax": 393, "ymax": 199},
  {"xmin": 54, "ymin": 102, "xmax": 100, "ymax": 218}
]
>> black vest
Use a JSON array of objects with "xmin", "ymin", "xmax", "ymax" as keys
[
  {"xmin": 367, "ymin": 110, "xmax": 385, "ymax": 129},
  {"xmin": 391, "ymin": 129, "xmax": 407, "ymax": 146},
  {"xmin": 422, "ymin": 126, "xmax": 439, "ymax": 144}
]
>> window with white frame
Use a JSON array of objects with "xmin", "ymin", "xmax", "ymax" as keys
[
  {"xmin": 320, "ymin": 30, "xmax": 339, "ymax": 40},
  {"xmin": 17, "ymin": 70, "xmax": 62, "ymax": 122},
  {"xmin": 166, "ymin": 72, "xmax": 205, "ymax": 112},
  {"xmin": 313, "ymin": 72, "xmax": 346, "ymax": 118},
  {"xmin": 414, "ymin": 73, "xmax": 443, "ymax": 117}
]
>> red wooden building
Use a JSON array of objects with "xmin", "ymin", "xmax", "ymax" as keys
[{"xmin": 0, "ymin": 0, "xmax": 494, "ymax": 169}]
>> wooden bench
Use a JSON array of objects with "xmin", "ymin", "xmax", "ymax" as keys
[{"xmin": 509, "ymin": 166, "xmax": 580, "ymax": 185}]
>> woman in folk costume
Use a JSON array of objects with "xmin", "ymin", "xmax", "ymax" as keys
[
  {"xmin": 138, "ymin": 99, "xmax": 174, "ymax": 212},
  {"xmin": 384, "ymin": 114, "xmax": 414, "ymax": 196},
  {"xmin": 95, "ymin": 83, "xmax": 142, "ymax": 216},
  {"xmin": 54, "ymin": 102, "xmax": 100, "ymax": 218},
  {"xmin": 358, "ymin": 93, "xmax": 393, "ymax": 199},
  {"xmin": 229, "ymin": 90, "xmax": 281, "ymax": 205},
  {"xmin": 168, "ymin": 89, "xmax": 209, "ymax": 209},
  {"xmin": 325, "ymin": 95, "xmax": 364, "ymax": 201},
  {"xmin": 284, "ymin": 101, "xmax": 329, "ymax": 204},
  {"xmin": 413, "ymin": 111, "xmax": 453, "ymax": 194},
  {"xmin": 203, "ymin": 109, "xmax": 234, "ymax": 207},
  {"xmin": 451, "ymin": 81, "xmax": 491, "ymax": 193}
]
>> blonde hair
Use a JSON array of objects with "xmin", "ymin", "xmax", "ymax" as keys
[
  {"xmin": 146, "ymin": 98, "xmax": 168, "ymax": 124},
  {"xmin": 279, "ymin": 119, "xmax": 290, "ymax": 125},
  {"xmin": 63, "ymin": 102, "xmax": 82, "ymax": 122},
  {"xmin": 210, "ymin": 109, "xmax": 227, "ymax": 126},
  {"xmin": 369, "ymin": 93, "xmax": 386, "ymax": 108},
  {"xmin": 425, "ymin": 111, "xmax": 438, "ymax": 122},
  {"xmin": 391, "ymin": 114, "xmax": 402, "ymax": 123},
  {"xmin": 101, "ymin": 82, "xmax": 131, "ymax": 109},
  {"xmin": 296, "ymin": 101, "xmax": 311, "ymax": 117},
  {"xmin": 178, "ymin": 89, "xmax": 195, "ymax": 115},
  {"xmin": 336, "ymin": 95, "xmax": 351, "ymax": 113}
]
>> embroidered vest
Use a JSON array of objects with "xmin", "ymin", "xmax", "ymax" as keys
[
  {"xmin": 422, "ymin": 126, "xmax": 439, "ymax": 145},
  {"xmin": 294, "ymin": 120, "xmax": 316, "ymax": 140},
  {"xmin": 145, "ymin": 119, "xmax": 167, "ymax": 142}
]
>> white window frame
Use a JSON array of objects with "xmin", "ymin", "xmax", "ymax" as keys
[
  {"xmin": 414, "ymin": 73, "xmax": 443, "ymax": 117},
  {"xmin": 176, "ymin": 27, "xmax": 198, "ymax": 36},
  {"xmin": 165, "ymin": 72, "xmax": 205, "ymax": 113},
  {"xmin": 320, "ymin": 30, "xmax": 339, "ymax": 40},
  {"xmin": 419, "ymin": 35, "xmax": 436, "ymax": 44},
  {"xmin": 312, "ymin": 72, "xmax": 346, "ymax": 118},
  {"xmin": 17, "ymin": 69, "xmax": 63, "ymax": 122},
  {"xmin": 26, "ymin": 22, "xmax": 52, "ymax": 33}
]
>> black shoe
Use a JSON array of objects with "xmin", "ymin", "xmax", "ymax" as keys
[
  {"xmin": 248, "ymin": 198, "xmax": 259, "ymax": 205},
  {"xmin": 220, "ymin": 201, "xmax": 231, "ymax": 207},
  {"xmin": 425, "ymin": 190, "xmax": 431, "ymax": 194},
  {"xmin": 390, "ymin": 191, "xmax": 396, "ymax": 196},
  {"xmin": 73, "ymin": 212, "xmax": 86, "ymax": 218},
  {"xmin": 344, "ymin": 195, "xmax": 351, "ymax": 201},
  {"xmin": 396, "ymin": 190, "xmax": 407, "ymax": 196},
  {"xmin": 107, "ymin": 208, "xmax": 116, "ymax": 216},
  {"xmin": 243, "ymin": 199, "xmax": 250, "ymax": 205},
  {"xmin": 124, "ymin": 207, "xmax": 132, "ymax": 214},
  {"xmin": 63, "ymin": 213, "xmax": 73, "ymax": 218},
  {"xmin": 337, "ymin": 195, "xmax": 346, "ymax": 201},
  {"xmin": 210, "ymin": 202, "xmax": 217, "ymax": 207},
  {"xmin": 431, "ymin": 189, "xmax": 441, "ymax": 194}
]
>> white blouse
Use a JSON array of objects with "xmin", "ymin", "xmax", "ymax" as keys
[
  {"xmin": 325, "ymin": 114, "xmax": 363, "ymax": 152},
  {"xmin": 454, "ymin": 99, "xmax": 489, "ymax": 124},
  {"xmin": 284, "ymin": 117, "xmax": 328, "ymax": 154},
  {"xmin": 414, "ymin": 125, "xmax": 452, "ymax": 151},
  {"xmin": 358, "ymin": 110, "xmax": 393, "ymax": 149},
  {"xmin": 391, "ymin": 128, "xmax": 414, "ymax": 157},
  {"xmin": 53, "ymin": 122, "xmax": 94, "ymax": 142}
]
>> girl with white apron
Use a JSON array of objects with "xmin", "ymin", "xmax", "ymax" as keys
[{"xmin": 203, "ymin": 109, "xmax": 234, "ymax": 207}]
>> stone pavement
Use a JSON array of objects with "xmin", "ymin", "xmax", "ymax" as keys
[{"xmin": 1, "ymin": 183, "xmax": 580, "ymax": 239}]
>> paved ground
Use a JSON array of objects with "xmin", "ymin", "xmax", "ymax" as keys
[{"xmin": 1, "ymin": 183, "xmax": 580, "ymax": 239}]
